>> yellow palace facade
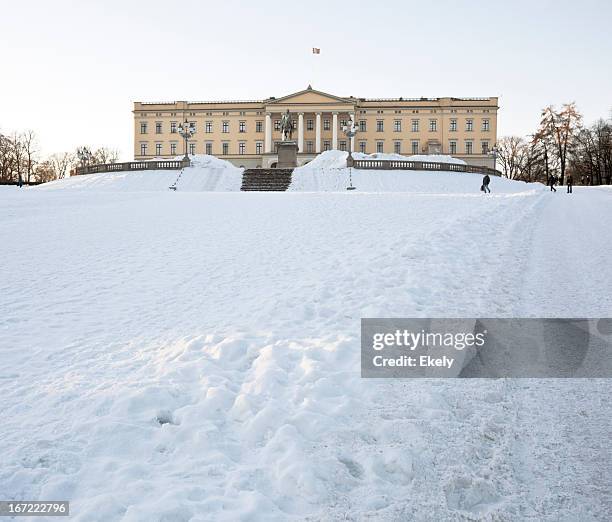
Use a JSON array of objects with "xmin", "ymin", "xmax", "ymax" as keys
[{"xmin": 133, "ymin": 86, "xmax": 498, "ymax": 168}]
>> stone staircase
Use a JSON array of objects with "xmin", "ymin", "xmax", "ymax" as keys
[{"xmin": 241, "ymin": 168, "xmax": 293, "ymax": 191}]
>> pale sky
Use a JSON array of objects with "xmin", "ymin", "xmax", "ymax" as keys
[{"xmin": 1, "ymin": 0, "xmax": 611, "ymax": 160}]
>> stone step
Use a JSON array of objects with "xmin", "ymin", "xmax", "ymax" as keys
[{"xmin": 241, "ymin": 168, "xmax": 293, "ymax": 192}]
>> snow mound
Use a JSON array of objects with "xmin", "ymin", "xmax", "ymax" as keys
[
  {"xmin": 291, "ymin": 151, "xmax": 541, "ymax": 194},
  {"xmin": 37, "ymin": 155, "xmax": 243, "ymax": 192}
]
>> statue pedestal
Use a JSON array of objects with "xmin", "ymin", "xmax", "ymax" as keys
[{"xmin": 277, "ymin": 141, "xmax": 298, "ymax": 168}]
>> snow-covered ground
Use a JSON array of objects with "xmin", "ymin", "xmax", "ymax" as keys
[{"xmin": 1, "ymin": 174, "xmax": 611, "ymax": 520}]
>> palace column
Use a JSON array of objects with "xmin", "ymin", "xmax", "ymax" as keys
[
  {"xmin": 332, "ymin": 112, "xmax": 338, "ymax": 150},
  {"xmin": 264, "ymin": 113, "xmax": 272, "ymax": 153},
  {"xmin": 315, "ymin": 113, "xmax": 322, "ymax": 153},
  {"xmin": 298, "ymin": 113, "xmax": 304, "ymax": 152}
]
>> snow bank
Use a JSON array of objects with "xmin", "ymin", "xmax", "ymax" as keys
[
  {"xmin": 34, "ymin": 151, "xmax": 542, "ymax": 195},
  {"xmin": 38, "ymin": 155, "xmax": 243, "ymax": 192},
  {"xmin": 291, "ymin": 151, "xmax": 540, "ymax": 194},
  {"xmin": 302, "ymin": 150, "xmax": 466, "ymax": 170}
]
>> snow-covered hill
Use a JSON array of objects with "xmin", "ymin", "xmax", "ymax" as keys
[
  {"xmin": 290, "ymin": 150, "xmax": 539, "ymax": 193},
  {"xmin": 39, "ymin": 155, "xmax": 244, "ymax": 192},
  {"xmin": 36, "ymin": 151, "xmax": 542, "ymax": 194}
]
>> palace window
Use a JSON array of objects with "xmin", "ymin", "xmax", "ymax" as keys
[
  {"xmin": 481, "ymin": 141, "xmax": 489, "ymax": 154},
  {"xmin": 155, "ymin": 143, "xmax": 162, "ymax": 155},
  {"xmin": 359, "ymin": 141, "xmax": 366, "ymax": 153},
  {"xmin": 466, "ymin": 119, "xmax": 473, "ymax": 132},
  {"xmin": 359, "ymin": 120, "xmax": 366, "ymax": 132},
  {"xmin": 323, "ymin": 119, "xmax": 330, "ymax": 131},
  {"xmin": 323, "ymin": 140, "xmax": 331, "ymax": 151},
  {"xmin": 394, "ymin": 120, "xmax": 402, "ymax": 132},
  {"xmin": 274, "ymin": 120, "xmax": 281, "ymax": 131},
  {"xmin": 155, "ymin": 122, "xmax": 162, "ymax": 134},
  {"xmin": 239, "ymin": 142, "xmax": 246, "ymax": 155},
  {"xmin": 170, "ymin": 143, "xmax": 177, "ymax": 155},
  {"xmin": 376, "ymin": 120, "xmax": 384, "ymax": 132},
  {"xmin": 306, "ymin": 119, "xmax": 314, "ymax": 131},
  {"xmin": 450, "ymin": 119, "xmax": 457, "ymax": 132},
  {"xmin": 140, "ymin": 143, "xmax": 147, "ymax": 155},
  {"xmin": 376, "ymin": 141, "xmax": 384, "ymax": 153},
  {"xmin": 140, "ymin": 122, "xmax": 147, "ymax": 134},
  {"xmin": 482, "ymin": 119, "xmax": 490, "ymax": 132},
  {"xmin": 411, "ymin": 140, "xmax": 419, "ymax": 154},
  {"xmin": 189, "ymin": 122, "xmax": 196, "ymax": 133},
  {"xmin": 205, "ymin": 121, "xmax": 213, "ymax": 133},
  {"xmin": 256, "ymin": 121, "xmax": 263, "ymax": 133},
  {"xmin": 339, "ymin": 141, "xmax": 347, "ymax": 151},
  {"xmin": 340, "ymin": 119, "xmax": 348, "ymax": 128},
  {"xmin": 255, "ymin": 142, "xmax": 263, "ymax": 154},
  {"xmin": 306, "ymin": 141, "xmax": 314, "ymax": 153},
  {"xmin": 189, "ymin": 143, "xmax": 196, "ymax": 155},
  {"xmin": 222, "ymin": 121, "xmax": 229, "ymax": 133},
  {"xmin": 222, "ymin": 142, "xmax": 229, "ymax": 155},
  {"xmin": 429, "ymin": 119, "xmax": 437, "ymax": 132},
  {"xmin": 239, "ymin": 121, "xmax": 246, "ymax": 133},
  {"xmin": 465, "ymin": 141, "xmax": 473, "ymax": 154},
  {"xmin": 394, "ymin": 141, "xmax": 401, "ymax": 154},
  {"xmin": 411, "ymin": 119, "xmax": 419, "ymax": 132},
  {"xmin": 170, "ymin": 122, "xmax": 177, "ymax": 133},
  {"xmin": 449, "ymin": 141, "xmax": 457, "ymax": 154},
  {"xmin": 206, "ymin": 142, "xmax": 213, "ymax": 155}
]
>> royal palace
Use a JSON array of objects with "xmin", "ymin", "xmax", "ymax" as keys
[{"xmin": 133, "ymin": 86, "xmax": 498, "ymax": 168}]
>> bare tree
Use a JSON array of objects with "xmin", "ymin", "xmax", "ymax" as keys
[
  {"xmin": 35, "ymin": 160, "xmax": 56, "ymax": 183},
  {"xmin": 11, "ymin": 132, "xmax": 26, "ymax": 185},
  {"xmin": 570, "ymin": 120, "xmax": 612, "ymax": 185},
  {"xmin": 21, "ymin": 130, "xmax": 38, "ymax": 183},
  {"xmin": 49, "ymin": 152, "xmax": 74, "ymax": 179},
  {"xmin": 93, "ymin": 147, "xmax": 120, "ymax": 165},
  {"xmin": 0, "ymin": 134, "xmax": 17, "ymax": 182},
  {"xmin": 538, "ymin": 103, "xmax": 582, "ymax": 185},
  {"xmin": 497, "ymin": 136, "xmax": 526, "ymax": 179}
]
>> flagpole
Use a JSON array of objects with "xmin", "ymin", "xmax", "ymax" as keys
[{"xmin": 311, "ymin": 47, "xmax": 320, "ymax": 87}]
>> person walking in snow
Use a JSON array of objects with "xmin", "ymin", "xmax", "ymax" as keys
[
  {"xmin": 566, "ymin": 174, "xmax": 573, "ymax": 194},
  {"xmin": 549, "ymin": 175, "xmax": 557, "ymax": 192},
  {"xmin": 482, "ymin": 174, "xmax": 491, "ymax": 194}
]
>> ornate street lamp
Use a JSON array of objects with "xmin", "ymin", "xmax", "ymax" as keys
[
  {"xmin": 342, "ymin": 118, "xmax": 358, "ymax": 190},
  {"xmin": 178, "ymin": 119, "xmax": 196, "ymax": 166}
]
